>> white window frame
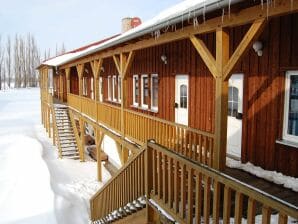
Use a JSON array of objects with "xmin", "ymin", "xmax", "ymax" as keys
[
  {"xmin": 283, "ymin": 71, "xmax": 298, "ymax": 143},
  {"xmin": 133, "ymin": 75, "xmax": 139, "ymax": 106},
  {"xmin": 99, "ymin": 77, "xmax": 103, "ymax": 102},
  {"xmin": 108, "ymin": 76, "xmax": 112, "ymax": 100},
  {"xmin": 151, "ymin": 74, "xmax": 158, "ymax": 112},
  {"xmin": 82, "ymin": 77, "xmax": 88, "ymax": 96},
  {"xmin": 118, "ymin": 76, "xmax": 122, "ymax": 103},
  {"xmin": 141, "ymin": 74, "xmax": 149, "ymax": 109},
  {"xmin": 112, "ymin": 75, "xmax": 117, "ymax": 102}
]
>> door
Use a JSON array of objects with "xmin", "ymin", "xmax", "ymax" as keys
[
  {"xmin": 227, "ymin": 74, "xmax": 243, "ymax": 158},
  {"xmin": 175, "ymin": 75, "xmax": 189, "ymax": 126}
]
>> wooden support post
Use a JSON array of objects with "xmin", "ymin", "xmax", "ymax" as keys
[
  {"xmin": 95, "ymin": 129, "xmax": 104, "ymax": 181},
  {"xmin": 76, "ymin": 64, "xmax": 84, "ymax": 96},
  {"xmin": 213, "ymin": 28, "xmax": 229, "ymax": 171},
  {"xmin": 79, "ymin": 117, "xmax": 85, "ymax": 162},
  {"xmin": 145, "ymin": 144, "xmax": 154, "ymax": 223},
  {"xmin": 65, "ymin": 68, "xmax": 70, "ymax": 94},
  {"xmin": 59, "ymin": 72, "xmax": 63, "ymax": 100},
  {"xmin": 113, "ymin": 52, "xmax": 135, "ymax": 149}
]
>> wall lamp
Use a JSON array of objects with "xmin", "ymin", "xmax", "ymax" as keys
[
  {"xmin": 100, "ymin": 66, "xmax": 105, "ymax": 72},
  {"xmin": 161, "ymin": 54, "xmax": 167, "ymax": 64},
  {"xmin": 252, "ymin": 41, "xmax": 263, "ymax": 57}
]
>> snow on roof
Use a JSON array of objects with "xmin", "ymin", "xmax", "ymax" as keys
[{"xmin": 42, "ymin": 0, "xmax": 241, "ymax": 67}]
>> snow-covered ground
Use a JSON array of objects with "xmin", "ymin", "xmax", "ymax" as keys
[
  {"xmin": 226, "ymin": 158, "xmax": 298, "ymax": 192},
  {"xmin": 0, "ymin": 88, "xmax": 111, "ymax": 224}
]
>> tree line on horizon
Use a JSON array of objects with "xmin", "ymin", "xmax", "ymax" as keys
[{"xmin": 0, "ymin": 33, "xmax": 66, "ymax": 90}]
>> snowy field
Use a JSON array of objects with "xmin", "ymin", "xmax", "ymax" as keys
[{"xmin": 0, "ymin": 88, "xmax": 110, "ymax": 224}]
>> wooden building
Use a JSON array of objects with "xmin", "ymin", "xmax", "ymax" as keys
[{"xmin": 39, "ymin": 0, "xmax": 298, "ymax": 223}]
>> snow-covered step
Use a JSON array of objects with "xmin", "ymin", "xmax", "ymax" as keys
[{"xmin": 53, "ymin": 106, "xmax": 80, "ymax": 160}]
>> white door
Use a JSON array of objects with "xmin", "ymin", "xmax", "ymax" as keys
[
  {"xmin": 227, "ymin": 74, "xmax": 244, "ymax": 158},
  {"xmin": 175, "ymin": 75, "xmax": 189, "ymax": 126}
]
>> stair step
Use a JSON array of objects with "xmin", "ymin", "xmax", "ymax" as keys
[{"xmin": 63, "ymin": 155, "xmax": 80, "ymax": 160}]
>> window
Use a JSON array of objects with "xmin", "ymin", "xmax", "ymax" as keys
[
  {"xmin": 82, "ymin": 77, "xmax": 88, "ymax": 96},
  {"xmin": 180, "ymin": 84, "xmax": 187, "ymax": 108},
  {"xmin": 112, "ymin": 75, "xmax": 117, "ymax": 101},
  {"xmin": 99, "ymin": 77, "xmax": 103, "ymax": 102},
  {"xmin": 151, "ymin": 74, "xmax": 158, "ymax": 111},
  {"xmin": 141, "ymin": 74, "xmax": 149, "ymax": 109},
  {"xmin": 108, "ymin": 76, "xmax": 112, "ymax": 100},
  {"xmin": 283, "ymin": 71, "xmax": 298, "ymax": 142},
  {"xmin": 133, "ymin": 75, "xmax": 139, "ymax": 106},
  {"xmin": 228, "ymin": 86, "xmax": 239, "ymax": 117},
  {"xmin": 118, "ymin": 76, "xmax": 122, "ymax": 102}
]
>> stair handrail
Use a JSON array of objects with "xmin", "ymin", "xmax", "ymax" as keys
[
  {"xmin": 69, "ymin": 109, "xmax": 84, "ymax": 161},
  {"xmin": 48, "ymin": 96, "xmax": 63, "ymax": 158},
  {"xmin": 90, "ymin": 148, "xmax": 145, "ymax": 222}
]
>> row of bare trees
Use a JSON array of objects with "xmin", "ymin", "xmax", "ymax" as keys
[{"xmin": 0, "ymin": 33, "xmax": 40, "ymax": 90}]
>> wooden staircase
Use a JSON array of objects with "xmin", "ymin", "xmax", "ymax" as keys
[
  {"xmin": 53, "ymin": 105, "xmax": 80, "ymax": 159},
  {"xmin": 90, "ymin": 141, "xmax": 298, "ymax": 224}
]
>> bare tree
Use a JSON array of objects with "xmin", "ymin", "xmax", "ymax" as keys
[
  {"xmin": 0, "ymin": 36, "xmax": 4, "ymax": 90},
  {"xmin": 6, "ymin": 36, "xmax": 11, "ymax": 88}
]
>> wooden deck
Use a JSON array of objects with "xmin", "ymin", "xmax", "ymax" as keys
[{"xmin": 224, "ymin": 168, "xmax": 298, "ymax": 208}]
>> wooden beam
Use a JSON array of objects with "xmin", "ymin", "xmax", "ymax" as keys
[
  {"xmin": 76, "ymin": 64, "xmax": 84, "ymax": 79},
  {"xmin": 60, "ymin": 0, "xmax": 298, "ymax": 70},
  {"xmin": 223, "ymin": 18, "xmax": 266, "ymax": 80},
  {"xmin": 189, "ymin": 35, "xmax": 217, "ymax": 78},
  {"xmin": 90, "ymin": 58, "xmax": 103, "ymax": 79},
  {"xmin": 113, "ymin": 55, "xmax": 121, "ymax": 74},
  {"xmin": 122, "ymin": 51, "xmax": 135, "ymax": 79}
]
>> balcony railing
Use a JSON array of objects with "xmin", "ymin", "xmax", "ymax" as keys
[{"xmin": 65, "ymin": 93, "xmax": 214, "ymax": 166}]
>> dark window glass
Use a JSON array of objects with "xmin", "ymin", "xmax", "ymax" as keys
[
  {"xmin": 228, "ymin": 86, "xmax": 239, "ymax": 117},
  {"xmin": 152, "ymin": 76, "xmax": 158, "ymax": 108},
  {"xmin": 287, "ymin": 76, "xmax": 298, "ymax": 136},
  {"xmin": 180, "ymin": 84, "xmax": 187, "ymax": 108}
]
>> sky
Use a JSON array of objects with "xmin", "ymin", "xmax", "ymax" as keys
[{"xmin": 0, "ymin": 0, "xmax": 182, "ymax": 57}]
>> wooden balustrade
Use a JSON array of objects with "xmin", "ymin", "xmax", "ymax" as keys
[
  {"xmin": 67, "ymin": 93, "xmax": 82, "ymax": 112},
  {"xmin": 125, "ymin": 109, "xmax": 214, "ymax": 166},
  {"xmin": 147, "ymin": 141, "xmax": 298, "ymax": 224},
  {"xmin": 97, "ymin": 103, "xmax": 121, "ymax": 133},
  {"xmin": 81, "ymin": 96, "xmax": 96, "ymax": 119},
  {"xmin": 90, "ymin": 149, "xmax": 145, "ymax": 222}
]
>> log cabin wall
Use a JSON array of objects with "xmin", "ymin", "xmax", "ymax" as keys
[
  {"xmin": 70, "ymin": 66, "xmax": 79, "ymax": 95},
  {"xmin": 93, "ymin": 13, "xmax": 298, "ymax": 176}
]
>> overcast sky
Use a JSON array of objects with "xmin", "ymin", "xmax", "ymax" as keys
[{"xmin": 0, "ymin": 0, "xmax": 182, "ymax": 56}]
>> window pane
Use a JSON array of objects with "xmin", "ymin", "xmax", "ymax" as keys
[
  {"xmin": 134, "ymin": 76, "xmax": 139, "ymax": 104},
  {"xmin": 288, "ymin": 76, "xmax": 298, "ymax": 136},
  {"xmin": 180, "ymin": 85, "xmax": 187, "ymax": 108},
  {"xmin": 228, "ymin": 86, "xmax": 239, "ymax": 117},
  {"xmin": 143, "ymin": 76, "xmax": 149, "ymax": 105},
  {"xmin": 152, "ymin": 76, "xmax": 158, "ymax": 108}
]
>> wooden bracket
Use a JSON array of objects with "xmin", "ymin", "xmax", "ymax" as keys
[
  {"xmin": 189, "ymin": 35, "xmax": 217, "ymax": 78},
  {"xmin": 76, "ymin": 64, "xmax": 84, "ymax": 79},
  {"xmin": 223, "ymin": 18, "xmax": 266, "ymax": 80},
  {"xmin": 90, "ymin": 58, "xmax": 103, "ymax": 79},
  {"xmin": 113, "ymin": 55, "xmax": 121, "ymax": 75}
]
